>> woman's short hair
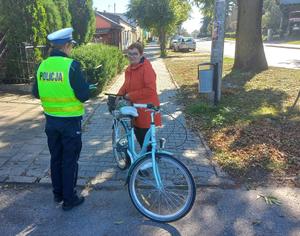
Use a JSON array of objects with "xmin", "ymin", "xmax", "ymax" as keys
[{"xmin": 128, "ymin": 42, "xmax": 144, "ymax": 54}]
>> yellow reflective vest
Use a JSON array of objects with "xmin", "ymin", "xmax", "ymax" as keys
[{"xmin": 37, "ymin": 57, "xmax": 84, "ymax": 117}]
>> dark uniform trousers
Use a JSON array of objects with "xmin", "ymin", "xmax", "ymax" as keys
[{"xmin": 45, "ymin": 115, "xmax": 82, "ymax": 203}]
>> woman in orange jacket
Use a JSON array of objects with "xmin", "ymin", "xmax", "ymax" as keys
[{"xmin": 117, "ymin": 42, "xmax": 161, "ymax": 148}]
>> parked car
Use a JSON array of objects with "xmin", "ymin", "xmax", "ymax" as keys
[
  {"xmin": 169, "ymin": 38, "xmax": 179, "ymax": 49},
  {"xmin": 173, "ymin": 37, "xmax": 196, "ymax": 52},
  {"xmin": 288, "ymin": 11, "xmax": 300, "ymax": 35}
]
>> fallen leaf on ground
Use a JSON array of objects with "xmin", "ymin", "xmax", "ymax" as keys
[
  {"xmin": 114, "ymin": 220, "xmax": 124, "ymax": 225},
  {"xmin": 257, "ymin": 194, "xmax": 282, "ymax": 205}
]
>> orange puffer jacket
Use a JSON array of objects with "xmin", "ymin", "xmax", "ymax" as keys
[{"xmin": 117, "ymin": 57, "xmax": 162, "ymax": 128}]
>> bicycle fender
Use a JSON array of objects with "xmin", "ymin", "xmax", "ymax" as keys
[{"xmin": 125, "ymin": 151, "xmax": 174, "ymax": 185}]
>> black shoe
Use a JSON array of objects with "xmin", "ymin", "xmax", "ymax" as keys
[
  {"xmin": 54, "ymin": 195, "xmax": 63, "ymax": 203},
  {"xmin": 62, "ymin": 196, "xmax": 85, "ymax": 211}
]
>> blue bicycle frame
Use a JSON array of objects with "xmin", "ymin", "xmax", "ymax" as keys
[{"xmin": 118, "ymin": 104, "xmax": 172, "ymax": 190}]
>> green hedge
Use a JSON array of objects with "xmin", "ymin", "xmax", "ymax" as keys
[{"xmin": 71, "ymin": 43, "xmax": 127, "ymax": 96}]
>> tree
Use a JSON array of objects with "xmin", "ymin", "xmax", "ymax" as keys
[
  {"xmin": 128, "ymin": 0, "xmax": 191, "ymax": 57},
  {"xmin": 0, "ymin": 1, "xmax": 4, "ymax": 31},
  {"xmin": 41, "ymin": 0, "xmax": 63, "ymax": 34},
  {"xmin": 195, "ymin": 0, "xmax": 236, "ymax": 35},
  {"xmin": 191, "ymin": 29, "xmax": 200, "ymax": 38},
  {"xmin": 233, "ymin": 0, "xmax": 268, "ymax": 72},
  {"xmin": 262, "ymin": 0, "xmax": 282, "ymax": 33},
  {"xmin": 1, "ymin": 0, "xmax": 47, "ymax": 78},
  {"xmin": 178, "ymin": 27, "xmax": 191, "ymax": 37},
  {"xmin": 195, "ymin": 0, "xmax": 267, "ymax": 72},
  {"xmin": 195, "ymin": 0, "xmax": 214, "ymax": 36},
  {"xmin": 200, "ymin": 16, "xmax": 212, "ymax": 36},
  {"xmin": 68, "ymin": 0, "xmax": 95, "ymax": 44},
  {"xmin": 53, "ymin": 0, "xmax": 72, "ymax": 27},
  {"xmin": 28, "ymin": 1, "xmax": 47, "ymax": 62}
]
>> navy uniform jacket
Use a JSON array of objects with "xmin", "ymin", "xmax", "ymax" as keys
[{"xmin": 32, "ymin": 49, "xmax": 90, "ymax": 120}]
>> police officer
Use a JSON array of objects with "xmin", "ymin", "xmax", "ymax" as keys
[{"xmin": 32, "ymin": 28, "xmax": 90, "ymax": 211}]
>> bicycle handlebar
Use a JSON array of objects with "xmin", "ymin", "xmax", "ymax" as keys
[
  {"xmin": 105, "ymin": 93, "xmax": 159, "ymax": 111},
  {"xmin": 104, "ymin": 93, "xmax": 124, "ymax": 97},
  {"xmin": 133, "ymin": 103, "xmax": 160, "ymax": 111}
]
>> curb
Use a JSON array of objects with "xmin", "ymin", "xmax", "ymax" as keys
[
  {"xmin": 164, "ymin": 63, "xmax": 213, "ymax": 159},
  {"xmin": 164, "ymin": 59, "xmax": 234, "ymax": 182},
  {"xmin": 264, "ymin": 44, "xmax": 300, "ymax": 50},
  {"xmin": 0, "ymin": 180, "xmax": 238, "ymax": 191},
  {"xmin": 224, "ymin": 40, "xmax": 300, "ymax": 50},
  {"xmin": 0, "ymin": 83, "xmax": 32, "ymax": 94}
]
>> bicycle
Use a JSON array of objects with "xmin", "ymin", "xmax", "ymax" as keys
[{"xmin": 105, "ymin": 93, "xmax": 196, "ymax": 222}]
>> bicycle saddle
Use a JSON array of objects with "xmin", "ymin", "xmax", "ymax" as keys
[{"xmin": 120, "ymin": 106, "xmax": 139, "ymax": 117}]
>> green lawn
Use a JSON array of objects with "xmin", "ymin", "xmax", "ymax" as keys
[
  {"xmin": 164, "ymin": 50, "xmax": 300, "ymax": 184},
  {"xmin": 286, "ymin": 40, "xmax": 300, "ymax": 45}
]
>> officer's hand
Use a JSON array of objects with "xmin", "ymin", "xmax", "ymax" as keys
[{"xmin": 89, "ymin": 84, "xmax": 98, "ymax": 90}]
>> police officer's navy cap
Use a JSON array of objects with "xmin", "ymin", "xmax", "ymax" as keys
[{"xmin": 47, "ymin": 27, "xmax": 77, "ymax": 45}]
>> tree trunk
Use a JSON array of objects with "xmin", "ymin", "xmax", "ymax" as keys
[
  {"xmin": 233, "ymin": 0, "xmax": 268, "ymax": 72},
  {"xmin": 159, "ymin": 29, "xmax": 167, "ymax": 57}
]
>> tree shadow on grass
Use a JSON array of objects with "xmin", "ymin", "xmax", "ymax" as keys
[{"xmin": 179, "ymin": 68, "xmax": 299, "ymax": 184}]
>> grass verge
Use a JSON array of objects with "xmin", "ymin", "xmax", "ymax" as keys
[
  {"xmin": 286, "ymin": 40, "xmax": 300, "ymax": 45},
  {"xmin": 164, "ymin": 50, "xmax": 300, "ymax": 185}
]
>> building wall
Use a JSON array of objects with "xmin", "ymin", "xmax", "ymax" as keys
[
  {"xmin": 94, "ymin": 14, "xmax": 121, "ymax": 48},
  {"xmin": 94, "ymin": 13, "xmax": 143, "ymax": 50},
  {"xmin": 120, "ymin": 22, "xmax": 135, "ymax": 50},
  {"xmin": 95, "ymin": 15, "xmax": 112, "ymax": 28}
]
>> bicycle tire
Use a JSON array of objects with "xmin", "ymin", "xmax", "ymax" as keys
[
  {"xmin": 128, "ymin": 153, "xmax": 196, "ymax": 222},
  {"xmin": 112, "ymin": 120, "xmax": 131, "ymax": 170}
]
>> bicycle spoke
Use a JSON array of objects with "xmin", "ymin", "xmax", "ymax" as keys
[
  {"xmin": 135, "ymin": 176, "xmax": 156, "ymax": 188},
  {"xmin": 164, "ymin": 189, "xmax": 186, "ymax": 208},
  {"xmin": 149, "ymin": 190, "xmax": 161, "ymax": 212},
  {"xmin": 129, "ymin": 154, "xmax": 195, "ymax": 222},
  {"xmin": 164, "ymin": 189, "xmax": 182, "ymax": 210},
  {"xmin": 161, "ymin": 190, "xmax": 175, "ymax": 214},
  {"xmin": 166, "ymin": 189, "xmax": 188, "ymax": 198}
]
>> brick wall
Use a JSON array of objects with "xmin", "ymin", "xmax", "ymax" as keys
[{"xmin": 96, "ymin": 15, "xmax": 112, "ymax": 29}]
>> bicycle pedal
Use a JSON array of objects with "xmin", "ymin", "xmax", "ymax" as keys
[{"xmin": 159, "ymin": 138, "xmax": 166, "ymax": 149}]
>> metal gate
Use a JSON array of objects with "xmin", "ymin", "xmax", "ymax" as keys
[
  {"xmin": 18, "ymin": 42, "xmax": 47, "ymax": 82},
  {"xmin": 1, "ymin": 42, "xmax": 47, "ymax": 83}
]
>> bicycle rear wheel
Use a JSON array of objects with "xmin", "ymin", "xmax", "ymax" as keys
[
  {"xmin": 128, "ymin": 154, "xmax": 196, "ymax": 222},
  {"xmin": 112, "ymin": 120, "xmax": 130, "ymax": 170}
]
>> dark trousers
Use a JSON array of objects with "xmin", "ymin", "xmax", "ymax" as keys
[
  {"xmin": 134, "ymin": 127, "xmax": 151, "ymax": 150},
  {"xmin": 45, "ymin": 116, "xmax": 82, "ymax": 204}
]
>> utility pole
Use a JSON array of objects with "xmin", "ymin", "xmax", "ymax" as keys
[{"xmin": 211, "ymin": 0, "xmax": 226, "ymax": 103}]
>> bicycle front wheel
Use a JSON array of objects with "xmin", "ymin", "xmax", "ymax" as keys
[{"xmin": 128, "ymin": 154, "xmax": 196, "ymax": 222}]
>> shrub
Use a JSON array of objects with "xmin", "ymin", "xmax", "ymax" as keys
[{"xmin": 71, "ymin": 43, "xmax": 127, "ymax": 96}]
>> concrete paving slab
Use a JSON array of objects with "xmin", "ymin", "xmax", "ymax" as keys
[{"xmin": 0, "ymin": 44, "xmax": 233, "ymax": 188}]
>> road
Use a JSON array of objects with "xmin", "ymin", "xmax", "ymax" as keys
[
  {"xmin": 0, "ymin": 184, "xmax": 299, "ymax": 236},
  {"xmin": 195, "ymin": 40, "xmax": 300, "ymax": 69}
]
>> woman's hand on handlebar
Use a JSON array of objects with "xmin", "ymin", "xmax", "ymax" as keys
[
  {"xmin": 115, "ymin": 94, "xmax": 129, "ymax": 105},
  {"xmin": 123, "ymin": 94, "xmax": 130, "ymax": 100}
]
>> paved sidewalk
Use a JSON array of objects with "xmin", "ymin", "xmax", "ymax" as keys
[{"xmin": 0, "ymin": 44, "xmax": 234, "ymax": 188}]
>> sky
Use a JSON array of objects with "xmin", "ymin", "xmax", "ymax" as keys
[{"xmin": 93, "ymin": 0, "xmax": 203, "ymax": 33}]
